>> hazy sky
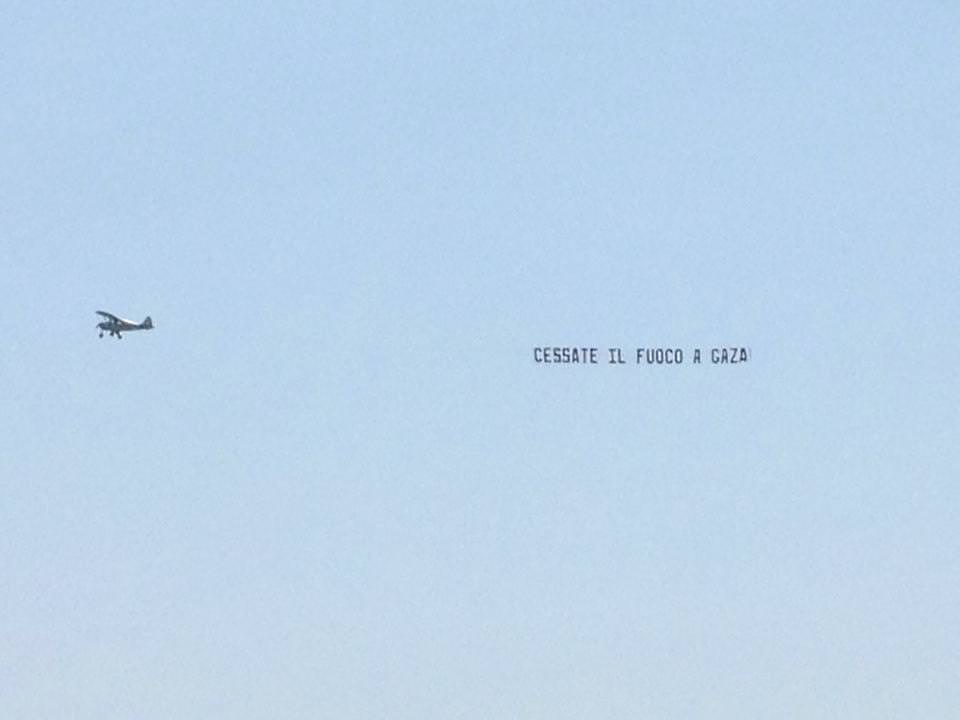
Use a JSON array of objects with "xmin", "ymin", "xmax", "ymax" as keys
[{"xmin": 2, "ymin": 3, "xmax": 959, "ymax": 717}]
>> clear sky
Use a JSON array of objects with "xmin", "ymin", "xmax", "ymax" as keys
[{"xmin": 2, "ymin": 3, "xmax": 958, "ymax": 717}]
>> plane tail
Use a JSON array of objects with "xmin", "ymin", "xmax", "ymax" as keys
[{"xmin": 142, "ymin": 316, "xmax": 153, "ymax": 329}]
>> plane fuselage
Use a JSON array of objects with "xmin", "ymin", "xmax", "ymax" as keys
[{"xmin": 98, "ymin": 320, "xmax": 149, "ymax": 333}]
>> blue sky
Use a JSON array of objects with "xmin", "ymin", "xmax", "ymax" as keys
[{"xmin": 2, "ymin": 3, "xmax": 958, "ymax": 717}]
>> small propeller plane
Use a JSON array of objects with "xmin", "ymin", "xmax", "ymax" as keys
[{"xmin": 96, "ymin": 310, "xmax": 154, "ymax": 339}]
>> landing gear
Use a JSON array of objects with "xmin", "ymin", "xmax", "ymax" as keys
[
  {"xmin": 116, "ymin": 333, "xmax": 122, "ymax": 339},
  {"xmin": 99, "ymin": 332, "xmax": 103, "ymax": 338}
]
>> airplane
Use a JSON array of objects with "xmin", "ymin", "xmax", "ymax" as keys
[{"xmin": 96, "ymin": 310, "xmax": 154, "ymax": 339}]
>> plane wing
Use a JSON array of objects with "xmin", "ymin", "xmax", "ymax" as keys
[{"xmin": 96, "ymin": 310, "xmax": 121, "ymax": 322}]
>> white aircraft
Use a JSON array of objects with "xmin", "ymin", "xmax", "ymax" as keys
[{"xmin": 96, "ymin": 310, "xmax": 154, "ymax": 339}]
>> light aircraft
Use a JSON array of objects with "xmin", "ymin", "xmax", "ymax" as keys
[{"xmin": 96, "ymin": 310, "xmax": 154, "ymax": 339}]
